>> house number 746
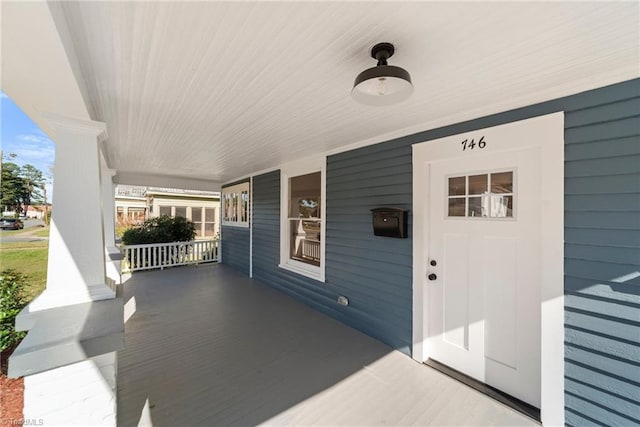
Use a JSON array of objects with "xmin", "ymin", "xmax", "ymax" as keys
[{"xmin": 461, "ymin": 136, "xmax": 486, "ymax": 151}]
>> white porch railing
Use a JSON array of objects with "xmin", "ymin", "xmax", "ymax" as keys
[
  {"xmin": 301, "ymin": 239, "xmax": 320, "ymax": 263},
  {"xmin": 121, "ymin": 240, "xmax": 219, "ymax": 273}
]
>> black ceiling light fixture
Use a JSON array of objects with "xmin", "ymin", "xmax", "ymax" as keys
[{"xmin": 351, "ymin": 42, "xmax": 413, "ymax": 106}]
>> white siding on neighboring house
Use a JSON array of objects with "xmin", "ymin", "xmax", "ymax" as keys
[{"xmin": 150, "ymin": 196, "xmax": 220, "ymax": 239}]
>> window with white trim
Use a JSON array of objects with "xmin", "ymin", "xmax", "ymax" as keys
[
  {"xmin": 280, "ymin": 160, "xmax": 326, "ymax": 281},
  {"xmin": 222, "ymin": 182, "xmax": 250, "ymax": 227}
]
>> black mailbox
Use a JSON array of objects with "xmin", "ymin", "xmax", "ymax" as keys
[{"xmin": 371, "ymin": 208, "xmax": 408, "ymax": 238}]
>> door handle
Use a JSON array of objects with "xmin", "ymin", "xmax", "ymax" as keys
[{"xmin": 428, "ymin": 273, "xmax": 437, "ymax": 281}]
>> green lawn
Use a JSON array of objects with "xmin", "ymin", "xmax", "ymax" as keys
[
  {"xmin": 31, "ymin": 227, "xmax": 50, "ymax": 238},
  {"xmin": 0, "ymin": 241, "xmax": 48, "ymax": 301},
  {"xmin": 0, "ymin": 227, "xmax": 32, "ymax": 237},
  {"xmin": 0, "ymin": 225, "xmax": 50, "ymax": 238}
]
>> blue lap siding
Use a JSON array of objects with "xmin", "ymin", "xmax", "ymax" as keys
[
  {"xmin": 220, "ymin": 226, "xmax": 249, "ymax": 276},
  {"xmin": 252, "ymin": 166, "xmax": 413, "ymax": 354},
  {"xmin": 230, "ymin": 78, "xmax": 640, "ymax": 424},
  {"xmin": 252, "ymin": 171, "xmax": 354, "ymax": 340}
]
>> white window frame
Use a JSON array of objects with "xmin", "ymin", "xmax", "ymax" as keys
[
  {"xmin": 203, "ymin": 206, "xmax": 217, "ymax": 238},
  {"xmin": 221, "ymin": 182, "xmax": 250, "ymax": 228},
  {"xmin": 279, "ymin": 157, "xmax": 326, "ymax": 282}
]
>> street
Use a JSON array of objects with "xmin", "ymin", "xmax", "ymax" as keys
[{"xmin": 0, "ymin": 218, "xmax": 48, "ymax": 242}]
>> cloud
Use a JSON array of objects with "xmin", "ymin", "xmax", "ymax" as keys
[
  {"xmin": 18, "ymin": 134, "xmax": 52, "ymax": 144},
  {"xmin": 11, "ymin": 147, "xmax": 55, "ymax": 161},
  {"xmin": 5, "ymin": 129, "xmax": 55, "ymax": 175},
  {"xmin": 0, "ymin": 92, "xmax": 8, "ymax": 99}
]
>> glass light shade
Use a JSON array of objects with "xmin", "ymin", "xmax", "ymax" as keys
[{"xmin": 352, "ymin": 65, "xmax": 413, "ymax": 106}]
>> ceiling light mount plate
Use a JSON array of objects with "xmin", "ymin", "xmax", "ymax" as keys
[
  {"xmin": 371, "ymin": 42, "xmax": 395, "ymax": 65},
  {"xmin": 352, "ymin": 42, "xmax": 413, "ymax": 107}
]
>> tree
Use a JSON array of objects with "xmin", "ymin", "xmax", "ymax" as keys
[
  {"xmin": 19, "ymin": 164, "xmax": 45, "ymax": 213},
  {"xmin": 0, "ymin": 161, "xmax": 46, "ymax": 214},
  {"xmin": 121, "ymin": 215, "xmax": 196, "ymax": 245},
  {"xmin": 0, "ymin": 162, "xmax": 25, "ymax": 213}
]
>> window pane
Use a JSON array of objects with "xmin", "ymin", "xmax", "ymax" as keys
[
  {"xmin": 289, "ymin": 172, "xmax": 321, "ymax": 218},
  {"xmin": 232, "ymin": 194, "xmax": 238, "ymax": 221},
  {"xmin": 228, "ymin": 193, "xmax": 237, "ymax": 221},
  {"xmin": 192, "ymin": 208, "xmax": 202, "ymax": 222},
  {"xmin": 448, "ymin": 176, "xmax": 466, "ymax": 196},
  {"xmin": 175, "ymin": 207, "xmax": 187, "ymax": 218},
  {"xmin": 489, "ymin": 195, "xmax": 513, "ymax": 218},
  {"xmin": 193, "ymin": 223, "xmax": 203, "ymax": 238},
  {"xmin": 491, "ymin": 172, "xmax": 513, "ymax": 193},
  {"xmin": 204, "ymin": 222, "xmax": 216, "ymax": 237},
  {"xmin": 205, "ymin": 208, "xmax": 215, "ymax": 222},
  {"xmin": 468, "ymin": 174, "xmax": 488, "ymax": 195},
  {"xmin": 294, "ymin": 198, "xmax": 319, "ymax": 218},
  {"xmin": 448, "ymin": 198, "xmax": 465, "ymax": 217},
  {"xmin": 222, "ymin": 195, "xmax": 227, "ymax": 221},
  {"xmin": 159, "ymin": 206, "xmax": 171, "ymax": 216},
  {"xmin": 289, "ymin": 219, "xmax": 321, "ymax": 266},
  {"xmin": 241, "ymin": 191, "xmax": 249, "ymax": 222},
  {"xmin": 130, "ymin": 208, "xmax": 145, "ymax": 221},
  {"xmin": 223, "ymin": 194, "xmax": 231, "ymax": 221},
  {"xmin": 468, "ymin": 196, "xmax": 489, "ymax": 217}
]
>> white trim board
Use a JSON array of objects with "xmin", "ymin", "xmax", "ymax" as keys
[
  {"xmin": 411, "ymin": 112, "xmax": 565, "ymax": 426},
  {"xmin": 249, "ymin": 176, "xmax": 253, "ymax": 278}
]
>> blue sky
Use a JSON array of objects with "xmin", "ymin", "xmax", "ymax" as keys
[{"xmin": 1, "ymin": 91, "xmax": 55, "ymax": 202}]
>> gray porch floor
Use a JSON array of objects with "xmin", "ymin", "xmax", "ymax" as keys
[{"xmin": 117, "ymin": 264, "xmax": 537, "ymax": 426}]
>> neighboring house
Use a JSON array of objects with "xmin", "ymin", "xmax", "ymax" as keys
[
  {"xmin": 114, "ymin": 185, "xmax": 147, "ymax": 223},
  {"xmin": 4, "ymin": 205, "xmax": 50, "ymax": 219},
  {"xmin": 3, "ymin": 3, "xmax": 638, "ymax": 427},
  {"xmin": 147, "ymin": 187, "xmax": 220, "ymax": 239},
  {"xmin": 115, "ymin": 185, "xmax": 220, "ymax": 238},
  {"xmin": 25, "ymin": 205, "xmax": 49, "ymax": 219}
]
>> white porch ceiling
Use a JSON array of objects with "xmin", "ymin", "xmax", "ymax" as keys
[{"xmin": 44, "ymin": 2, "xmax": 640, "ymax": 184}]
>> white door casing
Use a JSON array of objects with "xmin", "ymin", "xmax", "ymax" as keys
[{"xmin": 412, "ymin": 113, "xmax": 565, "ymax": 425}]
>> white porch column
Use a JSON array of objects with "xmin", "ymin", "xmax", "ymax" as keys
[
  {"xmin": 31, "ymin": 113, "xmax": 115, "ymax": 309},
  {"xmin": 101, "ymin": 162, "xmax": 122, "ymax": 291},
  {"xmin": 11, "ymin": 114, "xmax": 121, "ymax": 426},
  {"xmin": 101, "ymin": 164, "xmax": 117, "ymax": 250}
]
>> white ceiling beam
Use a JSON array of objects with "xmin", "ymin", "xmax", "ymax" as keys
[
  {"xmin": 1, "ymin": 1, "xmax": 90, "ymax": 138},
  {"xmin": 114, "ymin": 172, "xmax": 221, "ymax": 192}
]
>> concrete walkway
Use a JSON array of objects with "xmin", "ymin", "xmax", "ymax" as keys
[{"xmin": 117, "ymin": 264, "xmax": 537, "ymax": 426}]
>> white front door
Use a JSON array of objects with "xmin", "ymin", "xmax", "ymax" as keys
[
  {"xmin": 412, "ymin": 114, "xmax": 565, "ymax": 411},
  {"xmin": 427, "ymin": 148, "xmax": 541, "ymax": 407}
]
